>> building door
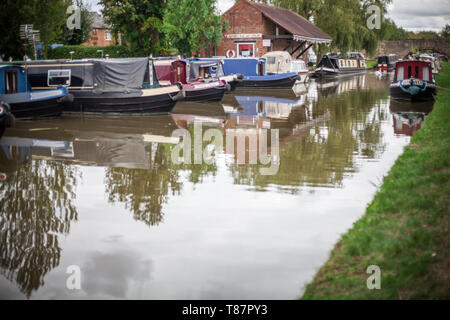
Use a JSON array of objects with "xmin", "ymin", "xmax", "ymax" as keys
[
  {"xmin": 237, "ymin": 43, "xmax": 254, "ymax": 57},
  {"xmin": 4, "ymin": 70, "xmax": 18, "ymax": 94}
]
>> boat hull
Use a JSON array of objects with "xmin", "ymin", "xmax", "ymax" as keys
[
  {"xmin": 390, "ymin": 80, "xmax": 436, "ymax": 102},
  {"xmin": 64, "ymin": 89, "xmax": 179, "ymax": 115},
  {"xmin": 7, "ymin": 97, "xmax": 64, "ymax": 119},
  {"xmin": 314, "ymin": 67, "xmax": 366, "ymax": 78},
  {"xmin": 239, "ymin": 73, "xmax": 299, "ymax": 88},
  {"xmin": 184, "ymin": 86, "xmax": 227, "ymax": 102}
]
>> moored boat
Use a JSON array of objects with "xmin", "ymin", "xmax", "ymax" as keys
[
  {"xmin": 21, "ymin": 58, "xmax": 184, "ymax": 115},
  {"xmin": 262, "ymin": 51, "xmax": 309, "ymax": 83},
  {"xmin": 389, "ymin": 60, "xmax": 436, "ymax": 101},
  {"xmin": 0, "ymin": 65, "xmax": 69, "ymax": 118},
  {"xmin": 314, "ymin": 52, "xmax": 366, "ymax": 78},
  {"xmin": 200, "ymin": 57, "xmax": 299, "ymax": 89},
  {"xmin": 154, "ymin": 59, "xmax": 229, "ymax": 102},
  {"xmin": 377, "ymin": 54, "xmax": 398, "ymax": 72}
]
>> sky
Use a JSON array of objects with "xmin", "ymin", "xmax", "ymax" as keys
[{"xmin": 86, "ymin": 0, "xmax": 450, "ymax": 32}]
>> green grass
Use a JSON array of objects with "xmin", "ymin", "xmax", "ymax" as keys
[
  {"xmin": 301, "ymin": 62, "xmax": 450, "ymax": 300},
  {"xmin": 366, "ymin": 60, "xmax": 377, "ymax": 69}
]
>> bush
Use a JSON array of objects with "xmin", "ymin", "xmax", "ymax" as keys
[{"xmin": 46, "ymin": 45, "xmax": 133, "ymax": 59}]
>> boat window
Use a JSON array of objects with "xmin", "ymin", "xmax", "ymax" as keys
[
  {"xmin": 407, "ymin": 66, "xmax": 412, "ymax": 79},
  {"xmin": 397, "ymin": 66, "xmax": 404, "ymax": 80},
  {"xmin": 48, "ymin": 70, "xmax": 71, "ymax": 86},
  {"xmin": 422, "ymin": 66, "xmax": 430, "ymax": 81},
  {"xmin": 267, "ymin": 57, "xmax": 276, "ymax": 64},
  {"xmin": 415, "ymin": 66, "xmax": 419, "ymax": 78},
  {"xmin": 4, "ymin": 70, "xmax": 18, "ymax": 94}
]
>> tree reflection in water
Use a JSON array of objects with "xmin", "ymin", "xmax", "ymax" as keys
[
  {"xmin": 0, "ymin": 147, "xmax": 79, "ymax": 297},
  {"xmin": 228, "ymin": 88, "xmax": 389, "ymax": 191},
  {"xmin": 104, "ymin": 123, "xmax": 221, "ymax": 226}
]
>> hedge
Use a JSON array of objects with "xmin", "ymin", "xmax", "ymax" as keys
[{"xmin": 46, "ymin": 45, "xmax": 133, "ymax": 60}]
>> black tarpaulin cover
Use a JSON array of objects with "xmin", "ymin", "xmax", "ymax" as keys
[{"xmin": 93, "ymin": 58, "xmax": 148, "ymax": 92}]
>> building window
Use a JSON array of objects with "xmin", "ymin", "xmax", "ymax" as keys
[
  {"xmin": 236, "ymin": 43, "xmax": 254, "ymax": 57},
  {"xmin": 105, "ymin": 30, "xmax": 112, "ymax": 41}
]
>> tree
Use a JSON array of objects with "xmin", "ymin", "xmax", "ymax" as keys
[
  {"xmin": 163, "ymin": 0, "xmax": 224, "ymax": 56},
  {"xmin": 0, "ymin": 0, "xmax": 71, "ymax": 60},
  {"xmin": 100, "ymin": 0, "xmax": 165, "ymax": 56},
  {"xmin": 59, "ymin": 0, "xmax": 93, "ymax": 45},
  {"xmin": 440, "ymin": 24, "xmax": 450, "ymax": 39}
]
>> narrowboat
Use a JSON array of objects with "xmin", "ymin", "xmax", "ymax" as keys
[
  {"xmin": 390, "ymin": 60, "xmax": 436, "ymax": 101},
  {"xmin": 21, "ymin": 58, "xmax": 184, "ymax": 115},
  {"xmin": 376, "ymin": 54, "xmax": 398, "ymax": 72},
  {"xmin": 0, "ymin": 65, "xmax": 69, "ymax": 118},
  {"xmin": 419, "ymin": 54, "xmax": 440, "ymax": 75},
  {"xmin": 0, "ymin": 101, "xmax": 14, "ymax": 138},
  {"xmin": 200, "ymin": 58, "xmax": 299, "ymax": 89},
  {"xmin": 262, "ymin": 51, "xmax": 309, "ymax": 83},
  {"xmin": 154, "ymin": 59, "xmax": 229, "ymax": 102},
  {"xmin": 314, "ymin": 52, "xmax": 366, "ymax": 78}
]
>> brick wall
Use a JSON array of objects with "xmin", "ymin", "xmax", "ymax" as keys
[
  {"xmin": 83, "ymin": 28, "xmax": 116, "ymax": 47},
  {"xmin": 216, "ymin": 0, "xmax": 307, "ymax": 60}
]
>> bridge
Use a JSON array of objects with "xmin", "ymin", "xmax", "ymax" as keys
[{"xmin": 375, "ymin": 39, "xmax": 450, "ymax": 58}]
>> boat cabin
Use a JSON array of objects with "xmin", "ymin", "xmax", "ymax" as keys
[
  {"xmin": 262, "ymin": 51, "xmax": 308, "ymax": 75},
  {"xmin": 154, "ymin": 59, "xmax": 226, "ymax": 85},
  {"xmin": 219, "ymin": 58, "xmax": 266, "ymax": 77},
  {"xmin": 394, "ymin": 60, "xmax": 433, "ymax": 82},
  {"xmin": 0, "ymin": 65, "xmax": 30, "ymax": 95},
  {"xmin": 22, "ymin": 58, "xmax": 162, "ymax": 92}
]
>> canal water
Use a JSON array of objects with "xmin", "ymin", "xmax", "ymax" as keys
[{"xmin": 0, "ymin": 72, "xmax": 432, "ymax": 299}]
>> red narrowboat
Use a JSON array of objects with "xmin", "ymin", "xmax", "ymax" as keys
[
  {"xmin": 390, "ymin": 60, "xmax": 436, "ymax": 101},
  {"xmin": 154, "ymin": 59, "xmax": 229, "ymax": 102}
]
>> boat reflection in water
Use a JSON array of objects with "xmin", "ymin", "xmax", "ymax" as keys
[{"xmin": 389, "ymin": 99, "xmax": 434, "ymax": 136}]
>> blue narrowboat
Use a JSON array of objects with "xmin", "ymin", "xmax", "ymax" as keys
[
  {"xmin": 199, "ymin": 58, "xmax": 299, "ymax": 89},
  {"xmin": 0, "ymin": 65, "xmax": 70, "ymax": 118}
]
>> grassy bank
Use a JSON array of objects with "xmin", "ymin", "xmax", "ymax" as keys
[
  {"xmin": 302, "ymin": 62, "xmax": 450, "ymax": 299},
  {"xmin": 366, "ymin": 60, "xmax": 377, "ymax": 69}
]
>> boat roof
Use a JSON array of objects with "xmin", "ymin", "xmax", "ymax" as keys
[
  {"xmin": 0, "ymin": 64, "xmax": 22, "ymax": 70},
  {"xmin": 262, "ymin": 51, "xmax": 293, "ymax": 59},
  {"xmin": 396, "ymin": 60, "xmax": 431, "ymax": 66}
]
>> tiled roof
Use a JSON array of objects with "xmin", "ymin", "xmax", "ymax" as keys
[
  {"xmin": 90, "ymin": 12, "xmax": 110, "ymax": 29},
  {"xmin": 246, "ymin": 1, "xmax": 332, "ymax": 43}
]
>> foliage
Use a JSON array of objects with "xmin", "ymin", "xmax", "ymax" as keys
[
  {"xmin": 58, "ymin": 0, "xmax": 93, "ymax": 45},
  {"xmin": 47, "ymin": 45, "xmax": 131, "ymax": 59},
  {"xmin": 100, "ymin": 0, "xmax": 166, "ymax": 56},
  {"xmin": 244, "ymin": 0, "xmax": 407, "ymax": 56},
  {"xmin": 0, "ymin": 0, "xmax": 72, "ymax": 60},
  {"xmin": 408, "ymin": 30, "xmax": 441, "ymax": 39},
  {"xmin": 163, "ymin": 0, "xmax": 224, "ymax": 56},
  {"xmin": 302, "ymin": 64, "xmax": 450, "ymax": 299},
  {"xmin": 441, "ymin": 24, "xmax": 450, "ymax": 39}
]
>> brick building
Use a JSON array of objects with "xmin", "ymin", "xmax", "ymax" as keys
[
  {"xmin": 82, "ymin": 12, "xmax": 119, "ymax": 47},
  {"xmin": 217, "ymin": 0, "xmax": 331, "ymax": 60}
]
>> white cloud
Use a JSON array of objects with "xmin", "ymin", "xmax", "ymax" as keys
[{"xmin": 387, "ymin": 0, "xmax": 450, "ymax": 32}]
